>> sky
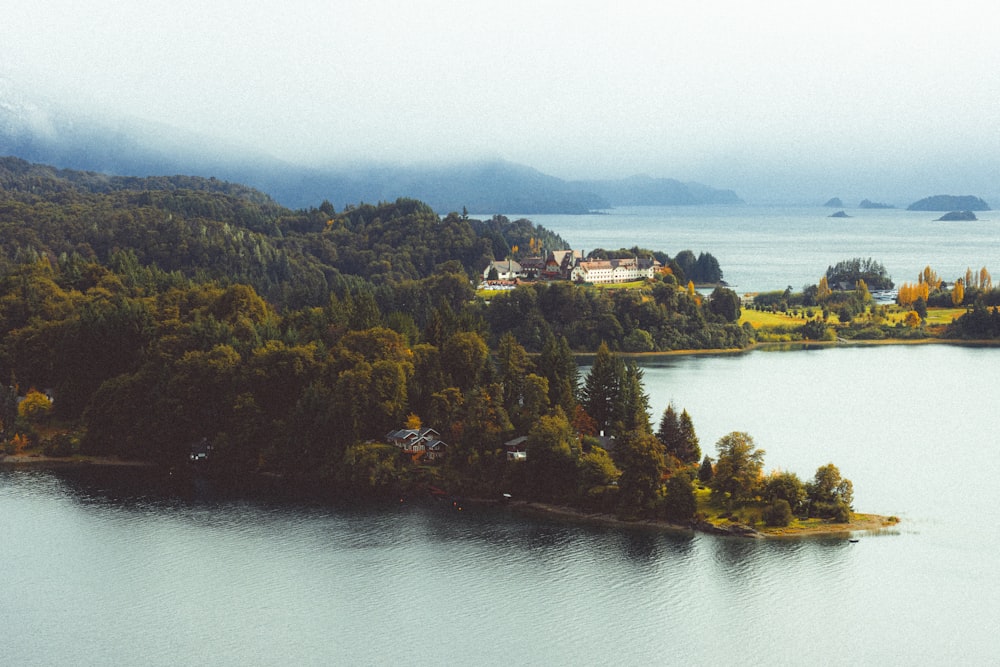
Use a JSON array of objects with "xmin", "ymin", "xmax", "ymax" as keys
[{"xmin": 3, "ymin": 0, "xmax": 999, "ymax": 203}]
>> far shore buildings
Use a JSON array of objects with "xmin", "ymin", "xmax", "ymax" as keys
[
  {"xmin": 570, "ymin": 257, "xmax": 658, "ymax": 284},
  {"xmin": 481, "ymin": 250, "xmax": 659, "ymax": 287}
]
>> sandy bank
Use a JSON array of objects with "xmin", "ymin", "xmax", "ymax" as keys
[{"xmin": 510, "ymin": 501, "xmax": 899, "ymax": 539}]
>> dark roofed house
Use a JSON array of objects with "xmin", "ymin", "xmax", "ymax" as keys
[
  {"xmin": 387, "ymin": 427, "xmax": 447, "ymax": 460},
  {"xmin": 425, "ymin": 440, "xmax": 449, "ymax": 461}
]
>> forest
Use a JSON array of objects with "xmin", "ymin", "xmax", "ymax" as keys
[{"xmin": 0, "ymin": 157, "xmax": 775, "ymax": 523}]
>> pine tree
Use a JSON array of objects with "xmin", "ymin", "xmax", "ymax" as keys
[
  {"xmin": 616, "ymin": 361, "xmax": 651, "ymax": 435},
  {"xmin": 677, "ymin": 409, "xmax": 701, "ymax": 464},
  {"xmin": 698, "ymin": 455, "xmax": 714, "ymax": 483},
  {"xmin": 581, "ymin": 342, "xmax": 623, "ymax": 434},
  {"xmin": 656, "ymin": 404, "xmax": 682, "ymax": 455},
  {"xmin": 539, "ymin": 333, "xmax": 578, "ymax": 414}
]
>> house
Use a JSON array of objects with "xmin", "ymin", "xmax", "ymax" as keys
[
  {"xmin": 425, "ymin": 439, "xmax": 449, "ymax": 461},
  {"xmin": 519, "ymin": 256, "xmax": 546, "ymax": 279},
  {"xmin": 503, "ymin": 435, "xmax": 528, "ymax": 461},
  {"xmin": 386, "ymin": 427, "xmax": 447, "ymax": 460},
  {"xmin": 543, "ymin": 250, "xmax": 582, "ymax": 279},
  {"xmin": 483, "ymin": 259, "xmax": 524, "ymax": 282}
]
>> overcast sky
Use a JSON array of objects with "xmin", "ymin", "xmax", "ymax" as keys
[{"xmin": 3, "ymin": 1, "xmax": 999, "ymax": 202}]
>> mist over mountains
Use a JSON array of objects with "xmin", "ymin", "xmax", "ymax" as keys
[{"xmin": 0, "ymin": 86, "xmax": 741, "ymax": 214}]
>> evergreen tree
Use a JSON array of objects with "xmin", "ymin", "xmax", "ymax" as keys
[
  {"xmin": 698, "ymin": 455, "xmax": 714, "ymax": 483},
  {"xmin": 538, "ymin": 333, "xmax": 578, "ymax": 414},
  {"xmin": 677, "ymin": 409, "xmax": 701, "ymax": 464},
  {"xmin": 494, "ymin": 332, "xmax": 530, "ymax": 413},
  {"xmin": 615, "ymin": 361, "xmax": 651, "ymax": 435},
  {"xmin": 581, "ymin": 342, "xmax": 623, "ymax": 434},
  {"xmin": 656, "ymin": 403, "xmax": 682, "ymax": 456}
]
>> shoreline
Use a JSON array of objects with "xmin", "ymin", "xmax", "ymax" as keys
[
  {"xmin": 3, "ymin": 455, "xmax": 899, "ymax": 539},
  {"xmin": 0, "ymin": 453, "xmax": 155, "ymax": 467},
  {"xmin": 509, "ymin": 501, "xmax": 899, "ymax": 540},
  {"xmin": 573, "ymin": 337, "xmax": 1000, "ymax": 360}
]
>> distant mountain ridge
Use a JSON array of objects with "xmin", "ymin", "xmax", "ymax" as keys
[
  {"xmin": 570, "ymin": 174, "xmax": 742, "ymax": 206},
  {"xmin": 1, "ymin": 83, "xmax": 742, "ymax": 214}
]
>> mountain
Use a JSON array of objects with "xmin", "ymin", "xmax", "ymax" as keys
[
  {"xmin": 570, "ymin": 174, "xmax": 743, "ymax": 206},
  {"xmin": 300, "ymin": 160, "xmax": 610, "ymax": 214},
  {"xmin": 1, "ymin": 82, "xmax": 742, "ymax": 214},
  {"xmin": 907, "ymin": 195, "xmax": 990, "ymax": 211}
]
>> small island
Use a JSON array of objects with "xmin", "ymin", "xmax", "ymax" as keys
[
  {"xmin": 936, "ymin": 210, "xmax": 978, "ymax": 221},
  {"xmin": 907, "ymin": 194, "xmax": 991, "ymax": 211},
  {"xmin": 823, "ymin": 197, "xmax": 844, "ymax": 207},
  {"xmin": 829, "ymin": 210, "xmax": 851, "ymax": 218},
  {"xmin": 859, "ymin": 199, "xmax": 895, "ymax": 209}
]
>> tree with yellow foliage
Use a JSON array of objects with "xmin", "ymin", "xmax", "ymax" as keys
[
  {"xmin": 17, "ymin": 388, "xmax": 52, "ymax": 423},
  {"xmin": 920, "ymin": 266, "xmax": 942, "ymax": 291},
  {"xmin": 952, "ymin": 279, "xmax": 965, "ymax": 306},
  {"xmin": 903, "ymin": 311, "xmax": 922, "ymax": 327},
  {"xmin": 9, "ymin": 432, "xmax": 30, "ymax": 455},
  {"xmin": 897, "ymin": 281, "xmax": 929, "ymax": 307},
  {"xmin": 816, "ymin": 276, "xmax": 832, "ymax": 302}
]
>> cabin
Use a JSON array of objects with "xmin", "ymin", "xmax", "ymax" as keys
[{"xmin": 503, "ymin": 435, "xmax": 528, "ymax": 461}]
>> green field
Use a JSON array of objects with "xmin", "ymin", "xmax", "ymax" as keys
[{"xmin": 741, "ymin": 305, "xmax": 966, "ymax": 330}]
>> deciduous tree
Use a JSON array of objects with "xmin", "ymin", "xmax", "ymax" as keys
[
  {"xmin": 952, "ymin": 279, "xmax": 965, "ymax": 306},
  {"xmin": 615, "ymin": 430, "xmax": 666, "ymax": 514},
  {"xmin": 711, "ymin": 431, "xmax": 765, "ymax": 506}
]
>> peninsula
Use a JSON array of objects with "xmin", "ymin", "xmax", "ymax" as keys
[{"xmin": 1, "ymin": 158, "xmax": 953, "ymax": 540}]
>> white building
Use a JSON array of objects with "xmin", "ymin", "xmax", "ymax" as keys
[{"xmin": 570, "ymin": 257, "xmax": 659, "ymax": 284}]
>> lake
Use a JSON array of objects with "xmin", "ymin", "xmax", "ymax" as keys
[
  {"xmin": 4, "ymin": 344, "xmax": 998, "ymax": 665},
  {"xmin": 517, "ymin": 205, "xmax": 1000, "ymax": 292}
]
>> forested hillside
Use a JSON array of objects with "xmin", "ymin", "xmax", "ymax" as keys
[{"xmin": 1, "ymin": 157, "xmax": 754, "ymax": 517}]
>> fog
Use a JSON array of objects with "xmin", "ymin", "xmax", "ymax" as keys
[{"xmin": 3, "ymin": 1, "xmax": 998, "ymax": 203}]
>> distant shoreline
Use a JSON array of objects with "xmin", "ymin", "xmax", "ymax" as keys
[{"xmin": 572, "ymin": 337, "xmax": 1000, "ymax": 361}]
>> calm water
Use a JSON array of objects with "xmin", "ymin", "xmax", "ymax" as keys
[
  {"xmin": 521, "ymin": 205, "xmax": 1000, "ymax": 292},
  {"xmin": 4, "ymin": 344, "xmax": 999, "ymax": 665}
]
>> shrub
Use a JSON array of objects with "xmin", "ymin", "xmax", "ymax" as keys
[
  {"xmin": 763, "ymin": 499, "xmax": 793, "ymax": 527},
  {"xmin": 43, "ymin": 433, "xmax": 80, "ymax": 457},
  {"xmin": 663, "ymin": 475, "xmax": 697, "ymax": 523}
]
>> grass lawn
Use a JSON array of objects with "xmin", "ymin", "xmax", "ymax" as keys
[
  {"xmin": 740, "ymin": 309, "xmax": 813, "ymax": 328},
  {"xmin": 743, "ymin": 305, "xmax": 965, "ymax": 330},
  {"xmin": 692, "ymin": 484, "xmax": 898, "ymax": 536}
]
